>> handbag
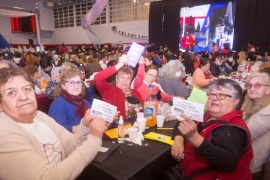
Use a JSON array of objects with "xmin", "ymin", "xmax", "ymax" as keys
[
  {"xmin": 163, "ymin": 164, "xmax": 183, "ymax": 180},
  {"xmin": 163, "ymin": 164, "xmax": 212, "ymax": 180}
]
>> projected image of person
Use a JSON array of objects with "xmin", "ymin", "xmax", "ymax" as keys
[
  {"xmin": 186, "ymin": 16, "xmax": 195, "ymax": 34},
  {"xmin": 179, "ymin": 2, "xmax": 236, "ymax": 53},
  {"xmin": 205, "ymin": 17, "xmax": 210, "ymax": 45}
]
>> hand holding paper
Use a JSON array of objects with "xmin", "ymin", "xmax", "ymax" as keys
[
  {"xmin": 115, "ymin": 54, "xmax": 128, "ymax": 70},
  {"xmin": 127, "ymin": 42, "xmax": 145, "ymax": 67},
  {"xmin": 88, "ymin": 114, "xmax": 108, "ymax": 140},
  {"xmin": 172, "ymin": 97, "xmax": 204, "ymax": 122},
  {"xmin": 178, "ymin": 114, "xmax": 198, "ymax": 138},
  {"xmin": 90, "ymin": 99, "xmax": 117, "ymax": 123},
  {"xmin": 178, "ymin": 114, "xmax": 204, "ymax": 148}
]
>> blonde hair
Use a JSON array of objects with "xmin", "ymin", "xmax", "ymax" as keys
[
  {"xmin": 54, "ymin": 65, "xmax": 85, "ymax": 98},
  {"xmin": 237, "ymin": 51, "xmax": 247, "ymax": 65},
  {"xmin": 242, "ymin": 72, "xmax": 270, "ymax": 120}
]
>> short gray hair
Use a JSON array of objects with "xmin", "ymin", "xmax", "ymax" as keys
[
  {"xmin": 208, "ymin": 79, "xmax": 242, "ymax": 101},
  {"xmin": 245, "ymin": 72, "xmax": 270, "ymax": 86}
]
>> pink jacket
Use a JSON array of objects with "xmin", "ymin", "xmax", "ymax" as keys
[{"xmin": 134, "ymin": 64, "xmax": 172, "ymax": 102}]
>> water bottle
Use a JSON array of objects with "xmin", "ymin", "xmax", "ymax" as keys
[
  {"xmin": 79, "ymin": 64, "xmax": 85, "ymax": 80},
  {"xmin": 144, "ymin": 84, "xmax": 157, "ymax": 127},
  {"xmin": 118, "ymin": 116, "xmax": 124, "ymax": 143}
]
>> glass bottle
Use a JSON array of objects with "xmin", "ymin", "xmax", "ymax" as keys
[{"xmin": 118, "ymin": 116, "xmax": 124, "ymax": 143}]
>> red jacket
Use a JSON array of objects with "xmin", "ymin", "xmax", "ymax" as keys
[
  {"xmin": 94, "ymin": 66, "xmax": 143, "ymax": 120},
  {"xmin": 181, "ymin": 110, "xmax": 253, "ymax": 180}
]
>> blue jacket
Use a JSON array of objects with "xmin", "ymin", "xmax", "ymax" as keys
[{"xmin": 48, "ymin": 96, "xmax": 91, "ymax": 132}]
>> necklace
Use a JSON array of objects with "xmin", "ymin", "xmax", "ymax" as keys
[{"xmin": 123, "ymin": 90, "xmax": 131, "ymax": 96}]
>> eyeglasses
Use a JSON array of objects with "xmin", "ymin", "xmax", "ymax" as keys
[
  {"xmin": 245, "ymin": 83, "xmax": 269, "ymax": 89},
  {"xmin": 207, "ymin": 92, "xmax": 232, "ymax": 100},
  {"xmin": 65, "ymin": 80, "xmax": 83, "ymax": 86},
  {"xmin": 146, "ymin": 72, "xmax": 157, "ymax": 79}
]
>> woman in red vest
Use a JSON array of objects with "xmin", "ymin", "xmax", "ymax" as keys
[{"xmin": 171, "ymin": 79, "xmax": 253, "ymax": 179}]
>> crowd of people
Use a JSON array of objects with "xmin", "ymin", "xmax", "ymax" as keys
[{"xmin": 0, "ymin": 42, "xmax": 270, "ymax": 179}]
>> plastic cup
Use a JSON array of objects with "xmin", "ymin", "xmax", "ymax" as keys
[
  {"xmin": 156, "ymin": 115, "xmax": 165, "ymax": 128},
  {"xmin": 128, "ymin": 127, "xmax": 138, "ymax": 142},
  {"xmin": 137, "ymin": 117, "xmax": 147, "ymax": 132},
  {"xmin": 136, "ymin": 112, "xmax": 144, "ymax": 118}
]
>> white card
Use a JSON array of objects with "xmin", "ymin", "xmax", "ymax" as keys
[
  {"xmin": 172, "ymin": 97, "xmax": 204, "ymax": 122},
  {"xmin": 98, "ymin": 146, "xmax": 109, "ymax": 152},
  {"xmin": 127, "ymin": 42, "xmax": 145, "ymax": 67},
  {"xmin": 90, "ymin": 99, "xmax": 117, "ymax": 123}
]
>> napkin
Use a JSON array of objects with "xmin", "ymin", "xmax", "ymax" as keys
[{"xmin": 144, "ymin": 132, "xmax": 174, "ymax": 145}]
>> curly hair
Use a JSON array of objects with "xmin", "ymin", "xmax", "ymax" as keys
[
  {"xmin": 208, "ymin": 79, "xmax": 243, "ymax": 110},
  {"xmin": 53, "ymin": 66, "xmax": 85, "ymax": 98},
  {"xmin": 158, "ymin": 60, "xmax": 185, "ymax": 80}
]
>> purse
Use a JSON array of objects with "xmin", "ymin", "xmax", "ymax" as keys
[{"xmin": 163, "ymin": 164, "xmax": 212, "ymax": 180}]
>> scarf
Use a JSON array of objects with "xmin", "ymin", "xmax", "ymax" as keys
[
  {"xmin": 204, "ymin": 70, "xmax": 212, "ymax": 79},
  {"xmin": 61, "ymin": 89, "xmax": 88, "ymax": 117}
]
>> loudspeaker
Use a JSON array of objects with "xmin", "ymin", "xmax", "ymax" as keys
[{"xmin": 28, "ymin": 39, "xmax": 34, "ymax": 46}]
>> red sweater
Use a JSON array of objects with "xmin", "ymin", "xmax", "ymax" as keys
[{"xmin": 94, "ymin": 66, "xmax": 143, "ymax": 120}]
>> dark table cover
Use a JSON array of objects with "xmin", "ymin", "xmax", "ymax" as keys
[{"xmin": 77, "ymin": 120, "xmax": 179, "ymax": 180}]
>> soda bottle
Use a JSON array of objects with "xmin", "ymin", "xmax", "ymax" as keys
[
  {"xmin": 144, "ymin": 84, "xmax": 157, "ymax": 127},
  {"xmin": 79, "ymin": 64, "xmax": 85, "ymax": 80}
]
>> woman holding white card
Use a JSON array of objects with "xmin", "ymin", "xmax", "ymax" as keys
[
  {"xmin": 48, "ymin": 65, "xmax": 91, "ymax": 133},
  {"xmin": 94, "ymin": 54, "xmax": 143, "ymax": 120},
  {"xmin": 0, "ymin": 66, "xmax": 108, "ymax": 179},
  {"xmin": 171, "ymin": 79, "xmax": 253, "ymax": 179}
]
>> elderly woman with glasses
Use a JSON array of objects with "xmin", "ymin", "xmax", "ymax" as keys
[
  {"xmin": 133, "ymin": 55, "xmax": 174, "ymax": 102},
  {"xmin": 242, "ymin": 72, "xmax": 270, "ymax": 179},
  {"xmin": 192, "ymin": 58, "xmax": 217, "ymax": 89},
  {"xmin": 48, "ymin": 65, "xmax": 91, "ymax": 133},
  {"xmin": 0, "ymin": 66, "xmax": 107, "ymax": 179},
  {"xmin": 94, "ymin": 54, "xmax": 143, "ymax": 120},
  {"xmin": 171, "ymin": 79, "xmax": 253, "ymax": 179}
]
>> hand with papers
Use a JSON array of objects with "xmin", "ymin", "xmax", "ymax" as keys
[
  {"xmin": 82, "ymin": 109, "xmax": 109, "ymax": 140},
  {"xmin": 177, "ymin": 114, "xmax": 204, "ymax": 148}
]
